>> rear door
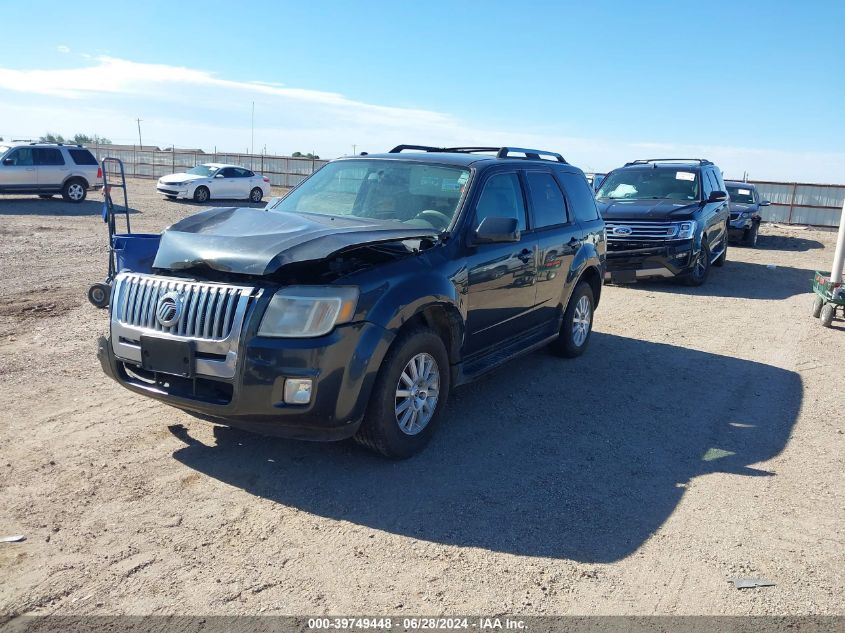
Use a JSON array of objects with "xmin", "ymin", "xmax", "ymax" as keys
[
  {"xmin": 233, "ymin": 168, "xmax": 254, "ymax": 198},
  {"xmin": 0, "ymin": 147, "xmax": 37, "ymax": 189},
  {"xmin": 464, "ymin": 170, "xmax": 539, "ymax": 354},
  {"xmin": 34, "ymin": 148, "xmax": 67, "ymax": 191},
  {"xmin": 525, "ymin": 169, "xmax": 583, "ymax": 327}
]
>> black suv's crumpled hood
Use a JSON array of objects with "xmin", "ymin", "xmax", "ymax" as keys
[
  {"xmin": 597, "ymin": 199, "xmax": 700, "ymax": 220},
  {"xmin": 153, "ymin": 207, "xmax": 439, "ymax": 276},
  {"xmin": 729, "ymin": 202, "xmax": 756, "ymax": 212}
]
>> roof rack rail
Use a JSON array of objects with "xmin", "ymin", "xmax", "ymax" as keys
[
  {"xmin": 624, "ymin": 158, "xmax": 713, "ymax": 166},
  {"xmin": 388, "ymin": 145, "xmax": 567, "ymax": 163}
]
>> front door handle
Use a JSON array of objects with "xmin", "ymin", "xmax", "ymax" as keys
[{"xmin": 517, "ymin": 248, "xmax": 533, "ymax": 263}]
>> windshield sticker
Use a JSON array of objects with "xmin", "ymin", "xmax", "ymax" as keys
[
  {"xmin": 676, "ymin": 171, "xmax": 695, "ymax": 181},
  {"xmin": 738, "ymin": 188, "xmax": 751, "ymax": 195}
]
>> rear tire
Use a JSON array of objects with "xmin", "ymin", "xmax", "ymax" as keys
[
  {"xmin": 550, "ymin": 281, "xmax": 594, "ymax": 358},
  {"xmin": 820, "ymin": 303, "xmax": 835, "ymax": 328},
  {"xmin": 683, "ymin": 241, "xmax": 711, "ymax": 286},
  {"xmin": 61, "ymin": 179, "xmax": 87, "ymax": 203},
  {"xmin": 193, "ymin": 186, "xmax": 210, "ymax": 203},
  {"xmin": 811, "ymin": 295, "xmax": 824, "ymax": 318},
  {"xmin": 249, "ymin": 187, "xmax": 263, "ymax": 203},
  {"xmin": 354, "ymin": 327, "xmax": 450, "ymax": 459}
]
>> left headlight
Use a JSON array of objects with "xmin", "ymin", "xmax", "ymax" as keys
[{"xmin": 258, "ymin": 286, "xmax": 359, "ymax": 338}]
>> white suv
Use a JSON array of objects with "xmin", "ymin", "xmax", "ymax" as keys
[{"xmin": 0, "ymin": 142, "xmax": 103, "ymax": 202}]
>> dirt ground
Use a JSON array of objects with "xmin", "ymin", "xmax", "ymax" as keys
[{"xmin": 0, "ymin": 179, "xmax": 843, "ymax": 616}]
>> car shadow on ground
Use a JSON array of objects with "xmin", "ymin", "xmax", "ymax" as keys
[
  {"xmin": 168, "ymin": 332, "xmax": 801, "ymax": 563},
  {"xmin": 0, "ymin": 198, "xmax": 140, "ymax": 217},
  {"xmin": 754, "ymin": 231, "xmax": 825, "ymax": 252},
  {"xmin": 618, "ymin": 260, "xmax": 817, "ymax": 301}
]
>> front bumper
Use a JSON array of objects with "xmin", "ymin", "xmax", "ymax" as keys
[
  {"xmin": 157, "ymin": 185, "xmax": 189, "ymax": 197},
  {"xmin": 728, "ymin": 216, "xmax": 757, "ymax": 239},
  {"xmin": 604, "ymin": 240, "xmax": 695, "ymax": 282},
  {"xmin": 98, "ymin": 321, "xmax": 395, "ymax": 441}
]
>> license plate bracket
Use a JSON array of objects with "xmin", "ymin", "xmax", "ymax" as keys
[
  {"xmin": 611, "ymin": 270, "xmax": 637, "ymax": 284},
  {"xmin": 140, "ymin": 335, "xmax": 195, "ymax": 377}
]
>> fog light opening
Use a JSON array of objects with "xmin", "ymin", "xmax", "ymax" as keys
[{"xmin": 283, "ymin": 378, "xmax": 313, "ymax": 404}]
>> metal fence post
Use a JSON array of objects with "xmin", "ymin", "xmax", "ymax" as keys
[{"xmin": 788, "ymin": 182, "xmax": 797, "ymax": 224}]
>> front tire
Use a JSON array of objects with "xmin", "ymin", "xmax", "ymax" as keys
[
  {"xmin": 713, "ymin": 236, "xmax": 727, "ymax": 267},
  {"xmin": 249, "ymin": 187, "xmax": 263, "ymax": 203},
  {"xmin": 354, "ymin": 327, "xmax": 450, "ymax": 459},
  {"xmin": 61, "ymin": 179, "xmax": 87, "ymax": 203},
  {"xmin": 745, "ymin": 223, "xmax": 760, "ymax": 248},
  {"xmin": 683, "ymin": 241, "xmax": 711, "ymax": 286},
  {"xmin": 88, "ymin": 283, "xmax": 111, "ymax": 308},
  {"xmin": 811, "ymin": 295, "xmax": 824, "ymax": 318},
  {"xmin": 550, "ymin": 281, "xmax": 594, "ymax": 358},
  {"xmin": 193, "ymin": 186, "xmax": 210, "ymax": 203}
]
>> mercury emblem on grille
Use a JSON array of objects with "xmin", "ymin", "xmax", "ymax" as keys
[{"xmin": 155, "ymin": 291, "xmax": 183, "ymax": 327}]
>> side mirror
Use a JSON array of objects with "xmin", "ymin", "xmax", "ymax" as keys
[
  {"xmin": 473, "ymin": 216, "xmax": 520, "ymax": 244},
  {"xmin": 708, "ymin": 190, "xmax": 728, "ymax": 203},
  {"xmin": 2, "ymin": 158, "xmax": 13, "ymax": 166},
  {"xmin": 214, "ymin": 173, "xmax": 225, "ymax": 178},
  {"xmin": 760, "ymin": 200, "xmax": 771, "ymax": 206}
]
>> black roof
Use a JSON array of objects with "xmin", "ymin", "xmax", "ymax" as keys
[{"xmin": 724, "ymin": 181, "xmax": 758, "ymax": 189}]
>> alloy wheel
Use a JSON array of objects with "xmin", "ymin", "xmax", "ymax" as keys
[
  {"xmin": 395, "ymin": 352, "xmax": 440, "ymax": 436},
  {"xmin": 572, "ymin": 295, "xmax": 592, "ymax": 347},
  {"xmin": 68, "ymin": 183, "xmax": 84, "ymax": 201}
]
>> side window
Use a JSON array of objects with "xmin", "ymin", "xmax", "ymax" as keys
[
  {"xmin": 557, "ymin": 172, "xmax": 600, "ymax": 222},
  {"xmin": 68, "ymin": 149, "xmax": 98, "ymax": 165},
  {"xmin": 239, "ymin": 169, "xmax": 255, "ymax": 178},
  {"xmin": 474, "ymin": 172, "xmax": 527, "ymax": 232},
  {"xmin": 702, "ymin": 170, "xmax": 715, "ymax": 197},
  {"xmin": 34, "ymin": 148, "xmax": 65, "ymax": 166},
  {"xmin": 713, "ymin": 169, "xmax": 726, "ymax": 192},
  {"xmin": 219, "ymin": 167, "xmax": 237, "ymax": 178},
  {"xmin": 4, "ymin": 148, "xmax": 34, "ymax": 166},
  {"xmin": 525, "ymin": 171, "xmax": 567, "ymax": 228}
]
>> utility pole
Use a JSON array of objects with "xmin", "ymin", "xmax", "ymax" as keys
[
  {"xmin": 352, "ymin": 144, "xmax": 357, "ymax": 156},
  {"xmin": 250, "ymin": 101, "xmax": 255, "ymax": 156},
  {"xmin": 136, "ymin": 117, "xmax": 143, "ymax": 148}
]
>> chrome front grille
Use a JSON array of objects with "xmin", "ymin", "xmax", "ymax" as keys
[
  {"xmin": 110, "ymin": 273, "xmax": 259, "ymax": 379},
  {"xmin": 605, "ymin": 221, "xmax": 679, "ymax": 241},
  {"xmin": 115, "ymin": 274, "xmax": 250, "ymax": 340}
]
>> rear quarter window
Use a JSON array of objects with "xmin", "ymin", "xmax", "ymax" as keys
[
  {"xmin": 557, "ymin": 172, "xmax": 600, "ymax": 222},
  {"xmin": 68, "ymin": 149, "xmax": 99, "ymax": 166}
]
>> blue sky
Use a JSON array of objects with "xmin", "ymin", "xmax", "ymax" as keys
[{"xmin": 1, "ymin": 0, "xmax": 843, "ymax": 180}]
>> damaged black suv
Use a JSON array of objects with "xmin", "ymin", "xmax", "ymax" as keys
[{"xmin": 98, "ymin": 146, "xmax": 606, "ymax": 458}]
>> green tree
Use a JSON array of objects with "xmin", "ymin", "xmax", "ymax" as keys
[
  {"xmin": 40, "ymin": 132, "xmax": 65, "ymax": 143},
  {"xmin": 292, "ymin": 151, "xmax": 319, "ymax": 159}
]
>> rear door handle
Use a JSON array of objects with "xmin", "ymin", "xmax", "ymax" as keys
[{"xmin": 517, "ymin": 248, "xmax": 533, "ymax": 263}]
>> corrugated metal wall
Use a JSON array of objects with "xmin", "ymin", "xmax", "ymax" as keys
[
  {"xmin": 749, "ymin": 181, "xmax": 844, "ymax": 227},
  {"xmin": 90, "ymin": 145, "xmax": 329, "ymax": 189}
]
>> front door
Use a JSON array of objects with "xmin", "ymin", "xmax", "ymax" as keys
[
  {"xmin": 464, "ymin": 171, "xmax": 538, "ymax": 355},
  {"xmin": 0, "ymin": 147, "xmax": 37, "ymax": 190}
]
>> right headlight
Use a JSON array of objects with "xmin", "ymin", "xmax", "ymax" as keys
[
  {"xmin": 676, "ymin": 221, "xmax": 697, "ymax": 239},
  {"xmin": 258, "ymin": 286, "xmax": 358, "ymax": 338}
]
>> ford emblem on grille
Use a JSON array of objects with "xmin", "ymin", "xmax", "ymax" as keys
[
  {"xmin": 155, "ymin": 291, "xmax": 183, "ymax": 327},
  {"xmin": 612, "ymin": 226, "xmax": 633, "ymax": 236}
]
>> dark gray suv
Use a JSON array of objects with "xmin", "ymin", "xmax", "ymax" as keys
[
  {"xmin": 725, "ymin": 181, "xmax": 770, "ymax": 247},
  {"xmin": 0, "ymin": 142, "xmax": 103, "ymax": 202}
]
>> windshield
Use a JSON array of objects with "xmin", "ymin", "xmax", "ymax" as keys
[
  {"xmin": 597, "ymin": 169, "xmax": 700, "ymax": 201},
  {"xmin": 275, "ymin": 159, "xmax": 470, "ymax": 230},
  {"xmin": 187, "ymin": 165, "xmax": 218, "ymax": 177},
  {"xmin": 726, "ymin": 185, "xmax": 755, "ymax": 204}
]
